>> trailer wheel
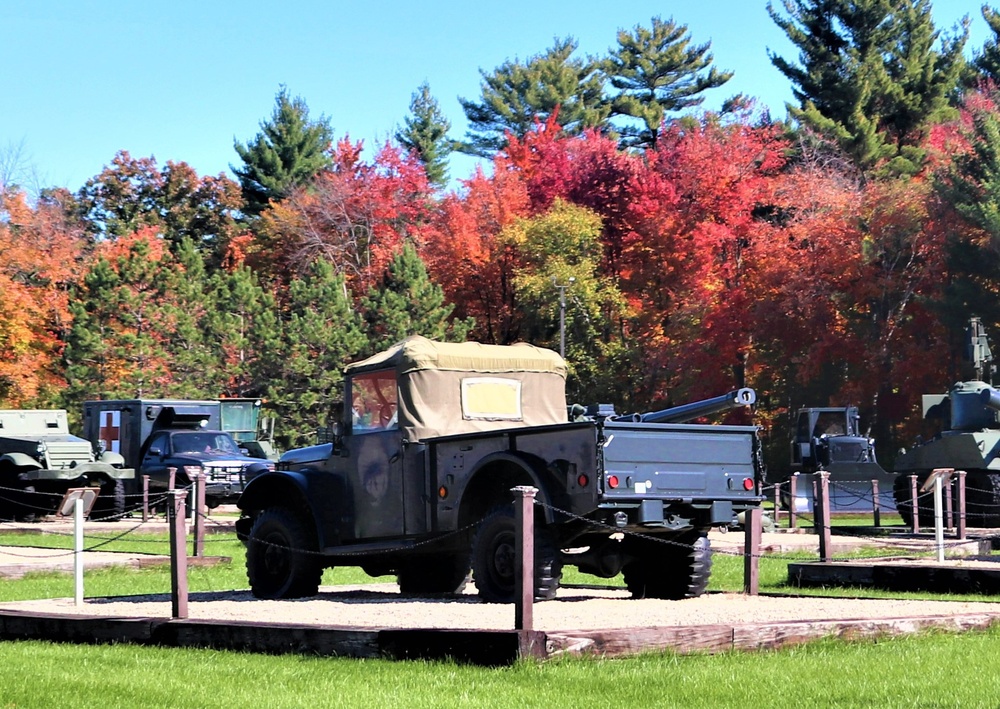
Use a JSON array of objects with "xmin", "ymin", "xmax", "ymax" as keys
[
  {"xmin": 397, "ymin": 554, "xmax": 471, "ymax": 595},
  {"xmin": 471, "ymin": 505, "xmax": 562, "ymax": 603},
  {"xmin": 623, "ymin": 529, "xmax": 713, "ymax": 600},
  {"xmin": 246, "ymin": 508, "xmax": 322, "ymax": 599}
]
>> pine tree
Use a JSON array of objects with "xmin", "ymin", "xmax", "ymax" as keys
[
  {"xmin": 232, "ymin": 87, "xmax": 334, "ymax": 215},
  {"xmin": 458, "ymin": 38, "xmax": 610, "ymax": 157},
  {"xmin": 395, "ymin": 82, "xmax": 452, "ymax": 188},
  {"xmin": 360, "ymin": 242, "xmax": 472, "ymax": 353},
  {"xmin": 157, "ymin": 238, "xmax": 222, "ymax": 398},
  {"xmin": 972, "ymin": 5, "xmax": 1000, "ymax": 86},
  {"xmin": 768, "ymin": 0, "xmax": 969, "ymax": 174},
  {"xmin": 268, "ymin": 259, "xmax": 366, "ymax": 448},
  {"xmin": 606, "ymin": 16, "xmax": 733, "ymax": 149},
  {"xmin": 205, "ymin": 265, "xmax": 280, "ymax": 397},
  {"xmin": 63, "ymin": 238, "xmax": 171, "ymax": 403}
]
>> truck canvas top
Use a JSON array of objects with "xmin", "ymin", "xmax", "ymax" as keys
[{"xmin": 346, "ymin": 335, "xmax": 568, "ymax": 442}]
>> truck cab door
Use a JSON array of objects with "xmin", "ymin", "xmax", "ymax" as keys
[
  {"xmin": 345, "ymin": 368, "xmax": 405, "ymax": 540},
  {"xmin": 141, "ymin": 431, "xmax": 172, "ymax": 490}
]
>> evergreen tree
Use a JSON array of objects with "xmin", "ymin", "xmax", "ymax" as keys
[
  {"xmin": 205, "ymin": 266, "xmax": 280, "ymax": 398},
  {"xmin": 395, "ymin": 82, "xmax": 452, "ymax": 188},
  {"xmin": 63, "ymin": 239, "xmax": 171, "ymax": 403},
  {"xmin": 606, "ymin": 16, "xmax": 733, "ymax": 149},
  {"xmin": 458, "ymin": 38, "xmax": 610, "ymax": 157},
  {"xmin": 232, "ymin": 87, "xmax": 334, "ymax": 215},
  {"xmin": 360, "ymin": 242, "xmax": 473, "ymax": 353},
  {"xmin": 768, "ymin": 0, "xmax": 968, "ymax": 174},
  {"xmin": 268, "ymin": 259, "xmax": 366, "ymax": 448},
  {"xmin": 971, "ymin": 5, "xmax": 1000, "ymax": 86},
  {"xmin": 157, "ymin": 238, "xmax": 222, "ymax": 398}
]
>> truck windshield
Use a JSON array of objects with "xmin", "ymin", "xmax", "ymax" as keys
[
  {"xmin": 351, "ymin": 369, "xmax": 399, "ymax": 432},
  {"xmin": 173, "ymin": 432, "xmax": 241, "ymax": 455}
]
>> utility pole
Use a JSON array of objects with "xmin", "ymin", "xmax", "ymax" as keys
[{"xmin": 553, "ymin": 277, "xmax": 575, "ymax": 359}]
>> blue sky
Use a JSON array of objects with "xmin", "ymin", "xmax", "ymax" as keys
[{"xmin": 0, "ymin": 0, "xmax": 990, "ymax": 194}]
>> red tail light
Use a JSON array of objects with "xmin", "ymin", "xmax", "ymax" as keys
[
  {"xmin": 742, "ymin": 478, "xmax": 755, "ymax": 491},
  {"xmin": 607, "ymin": 475, "xmax": 619, "ymax": 489},
  {"xmin": 577, "ymin": 474, "xmax": 589, "ymax": 488}
]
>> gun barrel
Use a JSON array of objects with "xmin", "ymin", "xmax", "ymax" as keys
[
  {"xmin": 639, "ymin": 388, "xmax": 757, "ymax": 424},
  {"xmin": 979, "ymin": 386, "xmax": 1000, "ymax": 411}
]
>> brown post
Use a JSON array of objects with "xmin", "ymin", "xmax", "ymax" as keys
[
  {"xmin": 743, "ymin": 506, "xmax": 761, "ymax": 595},
  {"xmin": 193, "ymin": 473, "xmax": 206, "ymax": 558},
  {"xmin": 956, "ymin": 470, "xmax": 967, "ymax": 541},
  {"xmin": 142, "ymin": 475, "xmax": 150, "ymax": 523},
  {"xmin": 871, "ymin": 479, "xmax": 881, "ymax": 528},
  {"xmin": 909, "ymin": 474, "xmax": 920, "ymax": 534},
  {"xmin": 788, "ymin": 473, "xmax": 799, "ymax": 530},
  {"xmin": 815, "ymin": 471, "xmax": 832, "ymax": 562},
  {"xmin": 772, "ymin": 482, "xmax": 781, "ymax": 526},
  {"xmin": 167, "ymin": 466, "xmax": 177, "ymax": 490},
  {"xmin": 168, "ymin": 489, "xmax": 188, "ymax": 619},
  {"xmin": 512, "ymin": 486, "xmax": 537, "ymax": 631}
]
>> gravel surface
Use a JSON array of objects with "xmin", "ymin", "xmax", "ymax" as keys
[{"xmin": 4, "ymin": 584, "xmax": 1000, "ymax": 632}]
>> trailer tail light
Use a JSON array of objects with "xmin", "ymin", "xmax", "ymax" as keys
[
  {"xmin": 577, "ymin": 474, "xmax": 589, "ymax": 488},
  {"xmin": 438, "ymin": 486, "xmax": 448, "ymax": 499},
  {"xmin": 742, "ymin": 477, "xmax": 754, "ymax": 491},
  {"xmin": 607, "ymin": 475, "xmax": 619, "ymax": 489}
]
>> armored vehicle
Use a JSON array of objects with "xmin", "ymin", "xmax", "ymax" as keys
[
  {"xmin": 0, "ymin": 409, "xmax": 134, "ymax": 521},
  {"xmin": 237, "ymin": 336, "xmax": 764, "ymax": 603},
  {"xmin": 893, "ymin": 317, "xmax": 1000, "ymax": 527},
  {"xmin": 772, "ymin": 406, "xmax": 896, "ymax": 513},
  {"xmin": 82, "ymin": 399, "xmax": 272, "ymax": 509}
]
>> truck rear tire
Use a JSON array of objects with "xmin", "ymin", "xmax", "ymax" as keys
[
  {"xmin": 623, "ymin": 529, "xmax": 712, "ymax": 600},
  {"xmin": 471, "ymin": 505, "xmax": 562, "ymax": 603},
  {"xmin": 397, "ymin": 554, "xmax": 471, "ymax": 594},
  {"xmin": 246, "ymin": 508, "xmax": 323, "ymax": 599}
]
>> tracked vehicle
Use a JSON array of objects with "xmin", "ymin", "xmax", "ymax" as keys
[{"xmin": 893, "ymin": 317, "xmax": 1000, "ymax": 527}]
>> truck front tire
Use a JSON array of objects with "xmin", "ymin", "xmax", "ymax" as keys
[
  {"xmin": 471, "ymin": 505, "xmax": 562, "ymax": 603},
  {"xmin": 246, "ymin": 508, "xmax": 323, "ymax": 599}
]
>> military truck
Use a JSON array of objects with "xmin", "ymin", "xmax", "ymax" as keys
[
  {"xmin": 218, "ymin": 398, "xmax": 278, "ymax": 461},
  {"xmin": 82, "ymin": 399, "xmax": 273, "ymax": 509},
  {"xmin": 772, "ymin": 406, "xmax": 896, "ymax": 513},
  {"xmin": 237, "ymin": 336, "xmax": 764, "ymax": 603},
  {"xmin": 0, "ymin": 409, "xmax": 134, "ymax": 521}
]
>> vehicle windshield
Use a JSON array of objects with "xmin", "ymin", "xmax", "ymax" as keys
[{"xmin": 172, "ymin": 432, "xmax": 241, "ymax": 455}]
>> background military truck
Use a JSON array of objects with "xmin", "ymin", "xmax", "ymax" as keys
[
  {"xmin": 83, "ymin": 399, "xmax": 272, "ymax": 510},
  {"xmin": 237, "ymin": 336, "xmax": 764, "ymax": 603},
  {"xmin": 0, "ymin": 409, "xmax": 134, "ymax": 521},
  {"xmin": 771, "ymin": 406, "xmax": 896, "ymax": 513}
]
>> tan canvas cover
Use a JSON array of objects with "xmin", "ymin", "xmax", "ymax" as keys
[{"xmin": 346, "ymin": 336, "xmax": 568, "ymax": 441}]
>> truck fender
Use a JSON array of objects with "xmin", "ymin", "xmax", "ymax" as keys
[
  {"xmin": 97, "ymin": 450, "xmax": 127, "ymax": 467},
  {"xmin": 458, "ymin": 451, "xmax": 557, "ymax": 528},
  {"xmin": 0, "ymin": 453, "xmax": 42, "ymax": 472},
  {"xmin": 238, "ymin": 470, "xmax": 341, "ymax": 549}
]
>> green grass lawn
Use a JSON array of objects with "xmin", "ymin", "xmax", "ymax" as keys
[{"xmin": 1, "ymin": 527, "xmax": 999, "ymax": 707}]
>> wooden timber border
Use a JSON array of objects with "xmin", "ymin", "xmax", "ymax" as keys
[{"xmin": 2, "ymin": 606, "xmax": 1000, "ymax": 665}]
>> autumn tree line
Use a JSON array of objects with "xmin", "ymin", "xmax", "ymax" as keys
[{"xmin": 3, "ymin": 1, "xmax": 1000, "ymax": 467}]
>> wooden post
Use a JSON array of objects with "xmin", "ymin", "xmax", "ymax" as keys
[
  {"xmin": 956, "ymin": 470, "xmax": 967, "ymax": 541},
  {"xmin": 168, "ymin": 489, "xmax": 188, "ymax": 619},
  {"xmin": 772, "ymin": 482, "xmax": 782, "ymax": 527},
  {"xmin": 512, "ymin": 486, "xmax": 537, "ymax": 631},
  {"xmin": 788, "ymin": 473, "xmax": 799, "ymax": 530},
  {"xmin": 815, "ymin": 471, "xmax": 832, "ymax": 562},
  {"xmin": 871, "ymin": 479, "xmax": 881, "ymax": 528},
  {"xmin": 193, "ymin": 473, "xmax": 206, "ymax": 558},
  {"xmin": 141, "ymin": 475, "xmax": 150, "ymax": 523},
  {"xmin": 743, "ymin": 506, "xmax": 761, "ymax": 595},
  {"xmin": 909, "ymin": 474, "xmax": 920, "ymax": 534}
]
